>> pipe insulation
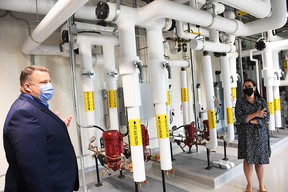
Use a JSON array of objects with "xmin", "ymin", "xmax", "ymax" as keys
[
  {"xmin": 217, "ymin": 0, "xmax": 271, "ymax": 18},
  {"xmin": 229, "ymin": 52, "xmax": 238, "ymax": 106},
  {"xmin": 21, "ymin": 0, "xmax": 89, "ymax": 54},
  {"xmin": 202, "ymin": 53, "xmax": 217, "ymax": 149},
  {"xmin": 102, "ymin": 0, "xmax": 286, "ymax": 37},
  {"xmin": 262, "ymin": 48, "xmax": 276, "ymax": 131},
  {"xmin": 147, "ymin": 20, "xmax": 172, "ymax": 171},
  {"xmin": 117, "ymin": 20, "xmax": 146, "ymax": 182},
  {"xmin": 180, "ymin": 69, "xmax": 190, "ymax": 125},
  {"xmin": 272, "ymin": 52, "xmax": 282, "ymax": 128},
  {"xmin": 220, "ymin": 55, "xmax": 234, "ymax": 142}
]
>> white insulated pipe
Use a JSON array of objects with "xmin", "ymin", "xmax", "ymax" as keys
[
  {"xmin": 220, "ymin": 55, "xmax": 234, "ymax": 142},
  {"xmin": 190, "ymin": 39, "xmax": 236, "ymax": 53},
  {"xmin": 168, "ymin": 59, "xmax": 190, "ymax": 68},
  {"xmin": 217, "ymin": 0, "xmax": 271, "ymax": 18},
  {"xmin": 180, "ymin": 69, "xmax": 190, "ymax": 125},
  {"xmin": 77, "ymin": 35, "xmax": 97, "ymax": 148},
  {"xmin": 249, "ymin": 50, "xmax": 261, "ymax": 93},
  {"xmin": 21, "ymin": 0, "xmax": 89, "ymax": 54},
  {"xmin": 176, "ymin": 21, "xmax": 209, "ymax": 40},
  {"xmin": 272, "ymin": 52, "xmax": 282, "ymax": 128},
  {"xmin": 117, "ymin": 20, "xmax": 146, "ymax": 182},
  {"xmin": 0, "ymin": 0, "xmax": 97, "ymax": 21},
  {"xmin": 147, "ymin": 20, "xmax": 172, "ymax": 171},
  {"xmin": 202, "ymin": 53, "xmax": 217, "ymax": 149},
  {"xmin": 262, "ymin": 48, "xmax": 276, "ymax": 131},
  {"xmin": 229, "ymin": 52, "xmax": 238, "ymax": 106}
]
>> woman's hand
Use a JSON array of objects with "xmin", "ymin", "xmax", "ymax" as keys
[{"xmin": 256, "ymin": 108, "xmax": 267, "ymax": 118}]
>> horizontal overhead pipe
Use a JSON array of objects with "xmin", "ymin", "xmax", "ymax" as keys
[
  {"xmin": 217, "ymin": 0, "xmax": 271, "ymax": 18},
  {"xmin": 21, "ymin": 0, "xmax": 89, "ymax": 54}
]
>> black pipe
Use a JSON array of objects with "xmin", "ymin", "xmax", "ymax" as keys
[
  {"xmin": 205, "ymin": 148, "xmax": 213, "ymax": 170},
  {"xmin": 135, "ymin": 182, "xmax": 139, "ymax": 192},
  {"xmin": 94, "ymin": 156, "xmax": 103, "ymax": 187},
  {"xmin": 170, "ymin": 142, "xmax": 175, "ymax": 161},
  {"xmin": 161, "ymin": 170, "xmax": 167, "ymax": 192},
  {"xmin": 223, "ymin": 140, "xmax": 229, "ymax": 161}
]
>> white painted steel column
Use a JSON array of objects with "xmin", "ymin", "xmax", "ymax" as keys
[
  {"xmin": 262, "ymin": 48, "xmax": 276, "ymax": 131},
  {"xmin": 147, "ymin": 20, "xmax": 172, "ymax": 171},
  {"xmin": 202, "ymin": 52, "xmax": 217, "ymax": 149},
  {"xmin": 220, "ymin": 55, "xmax": 234, "ymax": 142}
]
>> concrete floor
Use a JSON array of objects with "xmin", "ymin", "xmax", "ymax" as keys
[{"xmin": 80, "ymin": 129, "xmax": 288, "ymax": 192}]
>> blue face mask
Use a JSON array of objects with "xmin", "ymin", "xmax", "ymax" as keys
[{"xmin": 39, "ymin": 83, "xmax": 54, "ymax": 102}]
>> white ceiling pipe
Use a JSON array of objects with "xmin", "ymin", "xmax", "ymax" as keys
[
  {"xmin": 220, "ymin": 55, "xmax": 234, "ymax": 142},
  {"xmin": 168, "ymin": 59, "xmax": 190, "ymax": 68},
  {"xmin": 147, "ymin": 19, "xmax": 172, "ymax": 171},
  {"xmin": 0, "ymin": 0, "xmax": 97, "ymax": 21},
  {"xmin": 233, "ymin": 0, "xmax": 286, "ymax": 37},
  {"xmin": 189, "ymin": 39, "xmax": 236, "ymax": 53},
  {"xmin": 202, "ymin": 53, "xmax": 217, "ymax": 149},
  {"xmin": 21, "ymin": 0, "xmax": 89, "ymax": 54},
  {"xmin": 217, "ymin": 0, "xmax": 271, "ymax": 18},
  {"xmin": 103, "ymin": 0, "xmax": 285, "ymax": 37},
  {"xmin": 176, "ymin": 21, "xmax": 210, "ymax": 40}
]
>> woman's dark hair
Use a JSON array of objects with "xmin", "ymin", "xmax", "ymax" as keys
[{"xmin": 243, "ymin": 79, "xmax": 262, "ymax": 98}]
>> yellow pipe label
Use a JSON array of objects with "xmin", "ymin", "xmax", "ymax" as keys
[
  {"xmin": 208, "ymin": 110, "xmax": 216, "ymax": 129},
  {"xmin": 268, "ymin": 101, "xmax": 274, "ymax": 115},
  {"xmin": 156, "ymin": 114, "xmax": 169, "ymax": 139},
  {"xmin": 284, "ymin": 59, "xmax": 288, "ymax": 71},
  {"xmin": 128, "ymin": 119, "xmax": 142, "ymax": 146},
  {"xmin": 226, "ymin": 107, "xmax": 234, "ymax": 125},
  {"xmin": 231, "ymin": 87, "xmax": 237, "ymax": 99},
  {"xmin": 166, "ymin": 90, "xmax": 171, "ymax": 106},
  {"xmin": 84, "ymin": 91, "xmax": 95, "ymax": 111},
  {"xmin": 108, "ymin": 90, "xmax": 117, "ymax": 108},
  {"xmin": 181, "ymin": 88, "xmax": 188, "ymax": 102},
  {"xmin": 236, "ymin": 10, "xmax": 247, "ymax": 16},
  {"xmin": 274, "ymin": 98, "xmax": 281, "ymax": 111}
]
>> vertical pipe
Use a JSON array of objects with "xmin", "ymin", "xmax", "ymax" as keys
[
  {"xmin": 262, "ymin": 49, "xmax": 276, "ymax": 130},
  {"xmin": 118, "ymin": 22, "xmax": 146, "ymax": 182},
  {"xmin": 220, "ymin": 55, "xmax": 234, "ymax": 142},
  {"xmin": 78, "ymin": 36, "xmax": 98, "ymax": 145},
  {"xmin": 67, "ymin": 18, "xmax": 87, "ymax": 192},
  {"xmin": 180, "ymin": 68, "xmax": 189, "ymax": 125},
  {"xmin": 103, "ymin": 42, "xmax": 120, "ymax": 130},
  {"xmin": 229, "ymin": 52, "xmax": 238, "ymax": 107},
  {"xmin": 146, "ymin": 21, "xmax": 172, "ymax": 171},
  {"xmin": 272, "ymin": 51, "xmax": 282, "ymax": 128},
  {"xmin": 202, "ymin": 52, "xmax": 217, "ymax": 149}
]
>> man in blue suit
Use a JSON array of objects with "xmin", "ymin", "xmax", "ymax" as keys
[{"xmin": 3, "ymin": 66, "xmax": 79, "ymax": 192}]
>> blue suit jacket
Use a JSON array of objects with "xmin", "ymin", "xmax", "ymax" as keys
[{"xmin": 3, "ymin": 94, "xmax": 79, "ymax": 192}]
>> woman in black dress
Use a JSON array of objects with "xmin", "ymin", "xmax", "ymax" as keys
[{"xmin": 235, "ymin": 79, "xmax": 270, "ymax": 192}]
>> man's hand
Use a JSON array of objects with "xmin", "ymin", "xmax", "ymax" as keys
[{"xmin": 55, "ymin": 111, "xmax": 72, "ymax": 127}]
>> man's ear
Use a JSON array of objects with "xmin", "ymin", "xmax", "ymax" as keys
[{"xmin": 23, "ymin": 83, "xmax": 32, "ymax": 93}]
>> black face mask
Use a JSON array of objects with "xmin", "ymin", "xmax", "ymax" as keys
[{"xmin": 243, "ymin": 87, "xmax": 254, "ymax": 96}]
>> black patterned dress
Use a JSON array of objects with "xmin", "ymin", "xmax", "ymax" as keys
[{"xmin": 235, "ymin": 96, "xmax": 271, "ymax": 164}]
